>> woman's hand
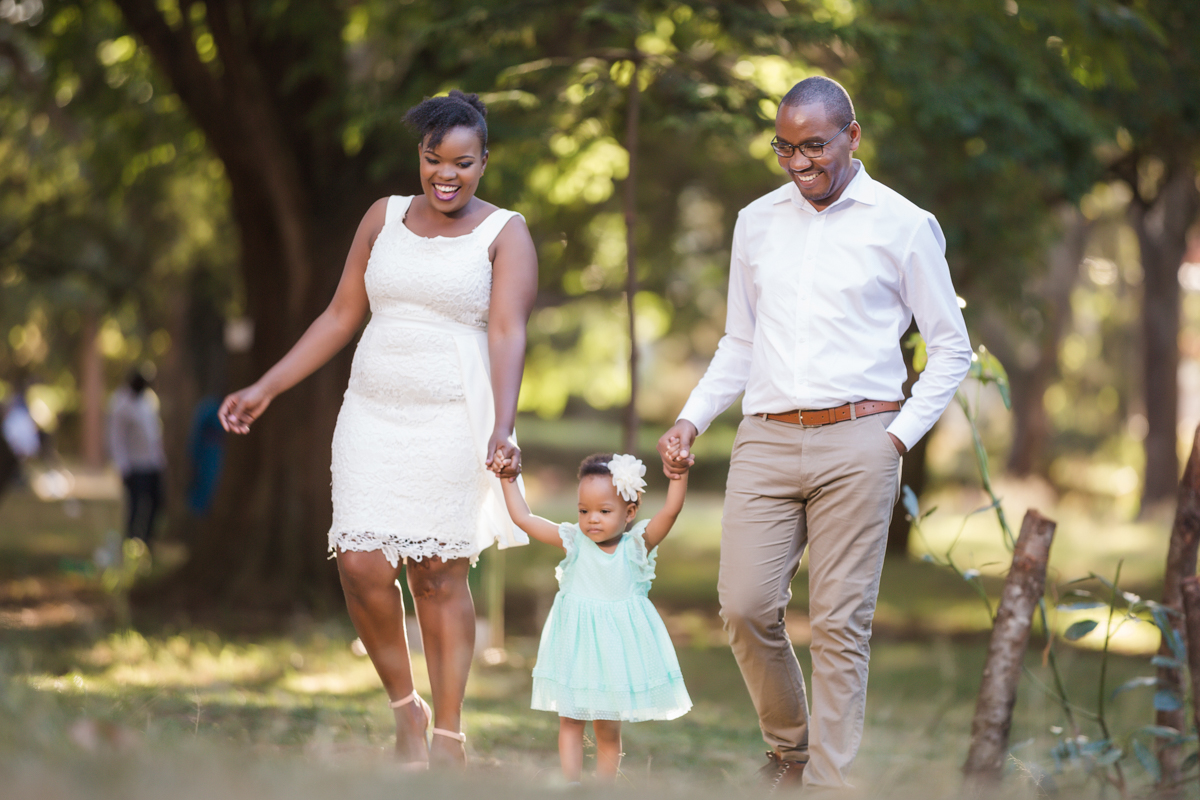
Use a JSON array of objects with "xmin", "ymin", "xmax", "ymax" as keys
[
  {"xmin": 219, "ymin": 384, "xmax": 273, "ymax": 434},
  {"xmin": 486, "ymin": 431, "xmax": 521, "ymax": 482}
]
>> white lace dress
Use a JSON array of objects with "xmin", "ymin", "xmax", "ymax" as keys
[{"xmin": 328, "ymin": 195, "xmax": 528, "ymax": 567}]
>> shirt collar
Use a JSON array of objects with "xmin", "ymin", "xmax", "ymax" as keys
[{"xmin": 782, "ymin": 159, "xmax": 877, "ymax": 213}]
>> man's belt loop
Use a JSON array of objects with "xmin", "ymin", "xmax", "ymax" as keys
[{"xmin": 849, "ymin": 403, "xmax": 857, "ymax": 420}]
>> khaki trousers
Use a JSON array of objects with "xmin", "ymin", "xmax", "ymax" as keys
[{"xmin": 718, "ymin": 413, "xmax": 901, "ymax": 792}]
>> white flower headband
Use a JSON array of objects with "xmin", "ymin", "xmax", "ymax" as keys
[{"xmin": 608, "ymin": 454, "xmax": 647, "ymax": 502}]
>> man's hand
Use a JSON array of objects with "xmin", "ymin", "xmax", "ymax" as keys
[
  {"xmin": 657, "ymin": 420, "xmax": 698, "ymax": 479},
  {"xmin": 888, "ymin": 432, "xmax": 907, "ymax": 455}
]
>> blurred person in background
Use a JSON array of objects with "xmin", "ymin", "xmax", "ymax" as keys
[{"xmin": 108, "ymin": 368, "xmax": 166, "ymax": 545}]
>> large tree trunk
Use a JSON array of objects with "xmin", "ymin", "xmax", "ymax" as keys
[
  {"xmin": 1129, "ymin": 163, "xmax": 1200, "ymax": 510},
  {"xmin": 1006, "ymin": 206, "xmax": 1088, "ymax": 477},
  {"xmin": 113, "ymin": 0, "xmax": 391, "ymax": 614},
  {"xmin": 1154, "ymin": 424, "xmax": 1200, "ymax": 795}
]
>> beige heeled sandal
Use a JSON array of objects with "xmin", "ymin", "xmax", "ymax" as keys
[
  {"xmin": 389, "ymin": 690, "xmax": 431, "ymax": 770},
  {"xmin": 432, "ymin": 727, "xmax": 466, "ymax": 744}
]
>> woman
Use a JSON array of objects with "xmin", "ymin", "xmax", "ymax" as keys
[{"xmin": 219, "ymin": 91, "xmax": 537, "ymax": 768}]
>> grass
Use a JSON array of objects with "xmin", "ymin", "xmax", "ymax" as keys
[{"xmin": 0, "ymin": 459, "xmax": 1183, "ymax": 798}]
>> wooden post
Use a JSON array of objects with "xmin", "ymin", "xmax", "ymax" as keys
[
  {"xmin": 1155, "ymin": 424, "xmax": 1200, "ymax": 795},
  {"xmin": 1179, "ymin": 574, "xmax": 1200, "ymax": 799},
  {"xmin": 962, "ymin": 509, "xmax": 1057, "ymax": 790}
]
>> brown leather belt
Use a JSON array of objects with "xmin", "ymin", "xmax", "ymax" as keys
[{"xmin": 761, "ymin": 400, "xmax": 901, "ymax": 427}]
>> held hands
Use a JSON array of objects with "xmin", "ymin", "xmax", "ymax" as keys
[
  {"xmin": 218, "ymin": 384, "xmax": 273, "ymax": 434},
  {"xmin": 657, "ymin": 420, "xmax": 697, "ymax": 480},
  {"xmin": 486, "ymin": 430, "xmax": 521, "ymax": 482}
]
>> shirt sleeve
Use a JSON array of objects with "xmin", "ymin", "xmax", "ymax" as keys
[
  {"xmin": 886, "ymin": 214, "xmax": 974, "ymax": 449},
  {"xmin": 677, "ymin": 213, "xmax": 757, "ymax": 435}
]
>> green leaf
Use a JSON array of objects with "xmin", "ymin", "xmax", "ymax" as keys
[
  {"xmin": 1140, "ymin": 725, "xmax": 1182, "ymax": 739},
  {"xmin": 1182, "ymin": 752, "xmax": 1199, "ymax": 772},
  {"xmin": 1154, "ymin": 690, "xmax": 1183, "ymax": 712},
  {"xmin": 920, "ymin": 505, "xmax": 938, "ymax": 521},
  {"xmin": 904, "ymin": 332, "xmax": 927, "ymax": 373},
  {"xmin": 1111, "ymin": 676, "xmax": 1158, "ymax": 698},
  {"xmin": 901, "ymin": 485, "xmax": 920, "ymax": 520},
  {"xmin": 1134, "ymin": 739, "xmax": 1162, "ymax": 781},
  {"xmin": 1151, "ymin": 655, "xmax": 1184, "ymax": 670},
  {"xmin": 1095, "ymin": 745, "xmax": 1124, "ymax": 766},
  {"xmin": 1057, "ymin": 602, "xmax": 1107, "ymax": 611},
  {"xmin": 975, "ymin": 346, "xmax": 1011, "ymax": 410},
  {"xmin": 1064, "ymin": 619, "xmax": 1099, "ymax": 641}
]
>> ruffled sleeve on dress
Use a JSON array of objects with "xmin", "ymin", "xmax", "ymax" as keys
[
  {"xmin": 625, "ymin": 519, "xmax": 657, "ymax": 589},
  {"xmin": 554, "ymin": 522, "xmax": 582, "ymax": 585}
]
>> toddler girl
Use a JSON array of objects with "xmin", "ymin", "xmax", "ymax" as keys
[{"xmin": 499, "ymin": 450, "xmax": 693, "ymax": 783}]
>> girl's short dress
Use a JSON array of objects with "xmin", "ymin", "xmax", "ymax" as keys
[{"xmin": 531, "ymin": 520, "xmax": 692, "ymax": 722}]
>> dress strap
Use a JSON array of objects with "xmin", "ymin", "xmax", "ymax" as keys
[
  {"xmin": 473, "ymin": 209, "xmax": 523, "ymax": 247},
  {"xmin": 385, "ymin": 195, "xmax": 413, "ymax": 226}
]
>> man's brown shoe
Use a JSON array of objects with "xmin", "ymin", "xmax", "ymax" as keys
[{"xmin": 757, "ymin": 751, "xmax": 806, "ymax": 792}]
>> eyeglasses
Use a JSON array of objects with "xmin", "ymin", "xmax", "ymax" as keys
[{"xmin": 770, "ymin": 119, "xmax": 854, "ymax": 159}]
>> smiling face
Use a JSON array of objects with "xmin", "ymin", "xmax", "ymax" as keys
[
  {"xmin": 577, "ymin": 474, "xmax": 638, "ymax": 547},
  {"xmin": 417, "ymin": 125, "xmax": 487, "ymax": 215},
  {"xmin": 775, "ymin": 102, "xmax": 860, "ymax": 212}
]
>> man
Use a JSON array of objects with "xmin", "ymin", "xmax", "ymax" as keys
[
  {"xmin": 108, "ymin": 368, "xmax": 167, "ymax": 545},
  {"xmin": 658, "ymin": 76, "xmax": 972, "ymax": 792}
]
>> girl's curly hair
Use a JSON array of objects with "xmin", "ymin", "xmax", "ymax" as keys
[{"xmin": 403, "ymin": 89, "xmax": 488, "ymax": 151}]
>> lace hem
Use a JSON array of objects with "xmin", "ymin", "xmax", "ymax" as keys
[{"xmin": 329, "ymin": 530, "xmax": 481, "ymax": 567}]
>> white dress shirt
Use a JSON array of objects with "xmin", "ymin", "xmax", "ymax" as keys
[
  {"xmin": 678, "ymin": 161, "xmax": 972, "ymax": 451},
  {"xmin": 108, "ymin": 388, "xmax": 167, "ymax": 475}
]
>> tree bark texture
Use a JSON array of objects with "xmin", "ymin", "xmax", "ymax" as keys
[
  {"xmin": 1128, "ymin": 163, "xmax": 1200, "ymax": 509},
  {"xmin": 1179, "ymin": 574, "xmax": 1200, "ymax": 796},
  {"xmin": 962, "ymin": 509, "xmax": 1057, "ymax": 789},
  {"xmin": 1006, "ymin": 205, "xmax": 1088, "ymax": 477},
  {"xmin": 113, "ymin": 0, "xmax": 394, "ymax": 613},
  {"xmin": 78, "ymin": 308, "xmax": 105, "ymax": 469},
  {"xmin": 622, "ymin": 59, "xmax": 641, "ymax": 457},
  {"xmin": 1155, "ymin": 423, "xmax": 1200, "ymax": 793}
]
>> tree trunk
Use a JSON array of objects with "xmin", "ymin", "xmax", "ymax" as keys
[
  {"xmin": 1154, "ymin": 423, "xmax": 1200, "ymax": 794},
  {"xmin": 1007, "ymin": 205, "xmax": 1088, "ymax": 477},
  {"xmin": 622, "ymin": 58, "xmax": 641, "ymax": 456},
  {"xmin": 1179, "ymin": 574, "xmax": 1200, "ymax": 798},
  {"xmin": 113, "ymin": 0, "xmax": 391, "ymax": 614},
  {"xmin": 78, "ymin": 307, "xmax": 105, "ymax": 469},
  {"xmin": 962, "ymin": 509, "xmax": 1057, "ymax": 790},
  {"xmin": 1130, "ymin": 163, "xmax": 1200, "ymax": 510}
]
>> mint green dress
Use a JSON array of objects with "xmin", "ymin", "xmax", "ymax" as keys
[{"xmin": 531, "ymin": 520, "xmax": 692, "ymax": 721}]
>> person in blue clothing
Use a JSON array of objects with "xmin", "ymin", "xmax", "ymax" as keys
[
  {"xmin": 186, "ymin": 395, "xmax": 225, "ymax": 517},
  {"xmin": 498, "ymin": 449, "xmax": 693, "ymax": 784}
]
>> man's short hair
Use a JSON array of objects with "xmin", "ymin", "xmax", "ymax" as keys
[{"xmin": 780, "ymin": 76, "xmax": 855, "ymax": 129}]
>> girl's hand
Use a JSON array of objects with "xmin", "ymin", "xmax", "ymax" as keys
[
  {"xmin": 486, "ymin": 431, "xmax": 521, "ymax": 481},
  {"xmin": 657, "ymin": 420, "xmax": 697, "ymax": 479},
  {"xmin": 662, "ymin": 433, "xmax": 695, "ymax": 472},
  {"xmin": 219, "ymin": 384, "xmax": 273, "ymax": 434}
]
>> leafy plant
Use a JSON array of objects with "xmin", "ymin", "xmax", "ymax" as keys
[{"xmin": 904, "ymin": 339, "xmax": 1197, "ymax": 796}]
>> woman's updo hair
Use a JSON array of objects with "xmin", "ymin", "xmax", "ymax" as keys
[
  {"xmin": 403, "ymin": 89, "xmax": 488, "ymax": 151},
  {"xmin": 578, "ymin": 453, "xmax": 615, "ymax": 480}
]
